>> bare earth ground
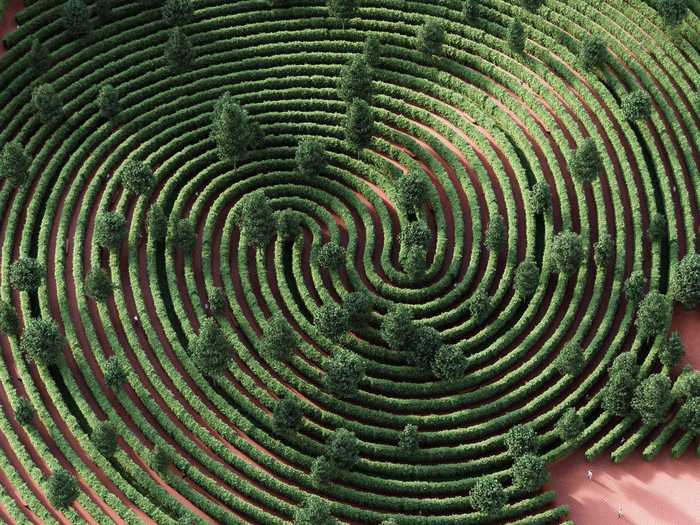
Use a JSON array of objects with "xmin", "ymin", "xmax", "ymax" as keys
[{"xmin": 0, "ymin": 0, "xmax": 22, "ymax": 57}]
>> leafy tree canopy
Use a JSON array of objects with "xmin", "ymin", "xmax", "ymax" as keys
[
  {"xmin": 20, "ymin": 318, "xmax": 65, "ymax": 366},
  {"xmin": 571, "ymin": 138, "xmax": 603, "ymax": 183},
  {"xmin": 85, "ymin": 267, "xmax": 115, "ymax": 302},
  {"xmin": 344, "ymin": 98, "xmax": 375, "ymax": 153},
  {"xmin": 432, "ymin": 345, "xmax": 467, "ymax": 381},
  {"xmin": 296, "ymin": 138, "xmax": 328, "ymax": 177},
  {"xmin": 635, "ymin": 291, "xmax": 671, "ymax": 341},
  {"xmin": 469, "ymin": 476, "xmax": 507, "ymax": 515},
  {"xmin": 621, "ymin": 90, "xmax": 651, "ymax": 121},
  {"xmin": 315, "ymin": 303, "xmax": 350, "ymax": 342},
  {"xmin": 550, "ymin": 231, "xmax": 584, "ymax": 275},
  {"xmin": 631, "ymin": 373, "xmax": 673, "ymax": 425},
  {"xmin": 555, "ymin": 407, "xmax": 585, "ymax": 443},
  {"xmin": 0, "ymin": 141, "xmax": 30, "ymax": 187},
  {"xmin": 236, "ymin": 190, "xmax": 276, "ymax": 250},
  {"xmin": 261, "ymin": 314, "xmax": 299, "ymax": 361},
  {"xmin": 47, "ymin": 468, "xmax": 80, "ymax": 509},
  {"xmin": 188, "ymin": 318, "xmax": 232, "ymax": 375},
  {"xmin": 417, "ymin": 20, "xmax": 446, "ymax": 56},
  {"xmin": 512, "ymin": 454, "xmax": 549, "ymax": 492},
  {"xmin": 514, "ymin": 259, "xmax": 540, "ymax": 298},
  {"xmin": 670, "ymin": 252, "xmax": 700, "ymax": 309},
  {"xmin": 9, "ymin": 257, "xmax": 45, "ymax": 291},
  {"xmin": 95, "ymin": 212, "xmax": 127, "ymax": 251},
  {"xmin": 323, "ymin": 348, "xmax": 366, "ymax": 399},
  {"xmin": 505, "ymin": 424, "xmax": 539, "ymax": 457},
  {"xmin": 579, "ymin": 34, "xmax": 608, "ymax": 70},
  {"xmin": 337, "ymin": 55, "xmax": 373, "ymax": 103},
  {"xmin": 273, "ymin": 395, "xmax": 304, "ymax": 434}
]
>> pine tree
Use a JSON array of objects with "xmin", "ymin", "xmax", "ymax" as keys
[
  {"xmin": 165, "ymin": 27, "xmax": 195, "ymax": 72},
  {"xmin": 337, "ymin": 55, "xmax": 373, "ymax": 103},
  {"xmin": 210, "ymin": 92, "xmax": 259, "ymax": 168}
]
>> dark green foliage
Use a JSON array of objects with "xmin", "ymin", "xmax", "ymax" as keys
[
  {"xmin": 20, "ymin": 318, "xmax": 64, "ymax": 365},
  {"xmin": 0, "ymin": 301, "xmax": 19, "ymax": 337},
  {"xmin": 149, "ymin": 445, "xmax": 171, "ymax": 473},
  {"xmin": 512, "ymin": 454, "xmax": 549, "ymax": 492},
  {"xmin": 95, "ymin": 0, "xmax": 112, "ymax": 22},
  {"xmin": 0, "ymin": 141, "xmax": 30, "ymax": 188},
  {"xmin": 47, "ymin": 469, "xmax": 79, "ymax": 509},
  {"xmin": 602, "ymin": 352, "xmax": 639, "ymax": 417},
  {"xmin": 337, "ymin": 56, "xmax": 372, "ymax": 104},
  {"xmin": 555, "ymin": 407, "xmax": 584, "ymax": 443},
  {"xmin": 15, "ymin": 398, "xmax": 34, "ymax": 426},
  {"xmin": 326, "ymin": 0, "xmax": 357, "ymax": 26},
  {"xmin": 520, "ymin": 0, "xmax": 544, "ymax": 11},
  {"xmin": 314, "ymin": 241, "xmax": 346, "ymax": 271},
  {"xmin": 647, "ymin": 212, "xmax": 667, "ymax": 242},
  {"xmin": 326, "ymin": 428, "xmax": 360, "ymax": 470},
  {"xmin": 363, "ymin": 36, "xmax": 382, "ymax": 67},
  {"xmin": 571, "ymin": 138, "xmax": 602, "ymax": 183},
  {"xmin": 635, "ymin": 291, "xmax": 671, "ymax": 341},
  {"xmin": 32, "ymin": 84, "xmax": 63, "ymax": 124},
  {"xmin": 467, "ymin": 288, "xmax": 491, "ymax": 323},
  {"xmin": 408, "ymin": 325, "xmax": 442, "ymax": 370},
  {"xmin": 272, "ymin": 395, "xmax": 304, "ymax": 434},
  {"xmin": 91, "ymin": 421, "xmax": 118, "ymax": 457},
  {"xmin": 432, "ymin": 345, "xmax": 467, "ymax": 381},
  {"xmin": 530, "ymin": 180, "xmax": 551, "ymax": 215},
  {"xmin": 659, "ymin": 332, "xmax": 684, "ymax": 369},
  {"xmin": 657, "ymin": 0, "xmax": 689, "ymax": 27},
  {"xmin": 85, "ymin": 267, "xmax": 114, "ymax": 302},
  {"xmin": 554, "ymin": 341, "xmax": 583, "ymax": 376},
  {"xmin": 670, "ymin": 252, "xmax": 700, "ymax": 309},
  {"xmin": 579, "ymin": 35, "xmax": 608, "ymax": 70},
  {"xmin": 344, "ymin": 98, "xmax": 374, "ymax": 153},
  {"xmin": 104, "ymin": 356, "xmax": 128, "ymax": 391},
  {"xmin": 677, "ymin": 396, "xmax": 700, "ymax": 435},
  {"xmin": 165, "ymin": 27, "xmax": 195, "ymax": 71},
  {"xmin": 294, "ymin": 496, "xmax": 337, "ymax": 525},
  {"xmin": 469, "ymin": 477, "xmax": 507, "ymax": 515},
  {"xmin": 311, "ymin": 456, "xmax": 334, "ymax": 487},
  {"xmin": 62, "ymin": 0, "xmax": 90, "ymax": 37},
  {"xmin": 276, "ymin": 210, "xmax": 303, "ymax": 240},
  {"xmin": 672, "ymin": 366, "xmax": 700, "ymax": 400},
  {"xmin": 400, "ymin": 244, "xmax": 427, "ymax": 280},
  {"xmin": 508, "ymin": 19, "xmax": 526, "ymax": 54},
  {"xmin": 28, "ymin": 36, "xmax": 50, "ymax": 73},
  {"xmin": 148, "ymin": 205, "xmax": 168, "ymax": 242},
  {"xmin": 323, "ymin": 348, "xmax": 366, "ymax": 399},
  {"xmin": 162, "ymin": 0, "xmax": 193, "ymax": 26},
  {"xmin": 395, "ymin": 168, "xmax": 429, "ymax": 214},
  {"xmin": 261, "ymin": 314, "xmax": 299, "ymax": 361},
  {"xmin": 624, "ymin": 270, "xmax": 647, "ymax": 305},
  {"xmin": 314, "ymin": 303, "xmax": 350, "ymax": 342},
  {"xmin": 208, "ymin": 286, "xmax": 227, "ymax": 315},
  {"xmin": 97, "ymin": 84, "xmax": 120, "ymax": 120},
  {"xmin": 211, "ymin": 92, "xmax": 258, "ymax": 167},
  {"xmin": 171, "ymin": 218, "xmax": 196, "ymax": 251},
  {"xmin": 236, "ymin": 190, "xmax": 276, "ymax": 250},
  {"xmin": 621, "ymin": 90, "xmax": 651, "ymax": 121},
  {"xmin": 631, "ymin": 373, "xmax": 673, "ymax": 425},
  {"xmin": 463, "ymin": 0, "xmax": 480, "ymax": 24},
  {"xmin": 398, "ymin": 424, "xmax": 419, "ymax": 451},
  {"xmin": 296, "ymin": 138, "xmax": 328, "ymax": 177},
  {"xmin": 95, "ymin": 212, "xmax": 127, "ymax": 250},
  {"xmin": 9, "ymin": 257, "xmax": 45, "ymax": 291},
  {"xmin": 505, "ymin": 424, "xmax": 538, "ymax": 457},
  {"xmin": 119, "ymin": 160, "xmax": 154, "ymax": 195},
  {"xmin": 485, "ymin": 214, "xmax": 506, "ymax": 253},
  {"xmin": 400, "ymin": 221, "xmax": 431, "ymax": 249},
  {"xmin": 417, "ymin": 20, "xmax": 445, "ymax": 56},
  {"xmin": 381, "ymin": 305, "xmax": 415, "ymax": 351},
  {"xmin": 188, "ymin": 318, "xmax": 231, "ymax": 376},
  {"xmin": 514, "ymin": 259, "xmax": 540, "ymax": 298},
  {"xmin": 344, "ymin": 290, "xmax": 373, "ymax": 328},
  {"xmin": 593, "ymin": 233, "xmax": 614, "ymax": 268},
  {"xmin": 550, "ymin": 231, "xmax": 584, "ymax": 275}
]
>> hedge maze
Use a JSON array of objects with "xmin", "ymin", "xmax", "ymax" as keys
[{"xmin": 0, "ymin": 0, "xmax": 699, "ymax": 524}]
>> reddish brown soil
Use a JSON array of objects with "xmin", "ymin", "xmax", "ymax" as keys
[
  {"xmin": 0, "ymin": 0, "xmax": 22, "ymax": 57},
  {"xmin": 671, "ymin": 306, "xmax": 700, "ymax": 370}
]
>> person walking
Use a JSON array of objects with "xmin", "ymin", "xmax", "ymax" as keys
[
  {"xmin": 617, "ymin": 506, "xmax": 624, "ymax": 519},
  {"xmin": 587, "ymin": 470, "xmax": 593, "ymax": 481}
]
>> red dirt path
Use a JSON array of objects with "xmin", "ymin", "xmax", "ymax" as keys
[{"xmin": 0, "ymin": 0, "xmax": 22, "ymax": 57}]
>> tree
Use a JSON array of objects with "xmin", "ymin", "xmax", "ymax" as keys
[
  {"xmin": 659, "ymin": 332, "xmax": 684, "ymax": 369},
  {"xmin": 15, "ymin": 397, "xmax": 34, "ymax": 427},
  {"xmin": 400, "ymin": 221, "xmax": 431, "ymax": 249},
  {"xmin": 95, "ymin": 0, "xmax": 112, "ymax": 22},
  {"xmin": 95, "ymin": 212, "xmax": 127, "ymax": 250},
  {"xmin": 647, "ymin": 212, "xmax": 667, "ymax": 242},
  {"xmin": 261, "ymin": 314, "xmax": 299, "ymax": 361},
  {"xmin": 417, "ymin": 20, "xmax": 445, "ymax": 57},
  {"xmin": 395, "ymin": 168, "xmax": 430, "ymax": 215},
  {"xmin": 677, "ymin": 396, "xmax": 700, "ymax": 435},
  {"xmin": 97, "ymin": 84, "xmax": 120, "ymax": 120},
  {"xmin": 21, "ymin": 318, "xmax": 64, "ymax": 365},
  {"xmin": 520, "ymin": 0, "xmax": 544, "ymax": 11},
  {"xmin": 119, "ymin": 160, "xmax": 154, "ymax": 195},
  {"xmin": 148, "ymin": 205, "xmax": 168, "ymax": 242},
  {"xmin": 91, "ymin": 421, "xmax": 118, "ymax": 457},
  {"xmin": 554, "ymin": 341, "xmax": 584, "ymax": 376},
  {"xmin": 28, "ymin": 36, "xmax": 50, "ymax": 73},
  {"xmin": 380, "ymin": 305, "xmax": 415, "ymax": 351},
  {"xmin": 326, "ymin": 0, "xmax": 357, "ymax": 28},
  {"xmin": 311, "ymin": 456, "xmax": 335, "ymax": 487},
  {"xmin": 326, "ymin": 428, "xmax": 360, "ymax": 470},
  {"xmin": 296, "ymin": 138, "xmax": 328, "ymax": 178},
  {"xmin": 432, "ymin": 345, "xmax": 467, "ymax": 381},
  {"xmin": 657, "ymin": 0, "xmax": 689, "ymax": 27},
  {"xmin": 485, "ymin": 214, "xmax": 506, "ymax": 253},
  {"xmin": 407, "ymin": 325, "xmax": 442, "ymax": 370},
  {"xmin": 32, "ymin": 84, "xmax": 63, "ymax": 124},
  {"xmin": 508, "ymin": 19, "xmax": 526, "ymax": 54},
  {"xmin": 398, "ymin": 424, "xmax": 419, "ymax": 451},
  {"xmin": 670, "ymin": 252, "xmax": 700, "ymax": 309},
  {"xmin": 512, "ymin": 454, "xmax": 549, "ymax": 492},
  {"xmin": 188, "ymin": 318, "xmax": 231, "ymax": 375},
  {"xmin": 505, "ymin": 424, "xmax": 538, "ymax": 457},
  {"xmin": 550, "ymin": 231, "xmax": 584, "ymax": 275},
  {"xmin": 149, "ymin": 445, "xmax": 171, "ymax": 473},
  {"xmin": 467, "ymin": 288, "xmax": 491, "ymax": 323},
  {"xmin": 276, "ymin": 210, "xmax": 302, "ymax": 240},
  {"xmin": 602, "ymin": 354, "xmax": 639, "ymax": 417},
  {"xmin": 314, "ymin": 303, "xmax": 350, "ymax": 342},
  {"xmin": 594, "ymin": 233, "xmax": 614, "ymax": 268},
  {"xmin": 165, "ymin": 27, "xmax": 195, "ymax": 71},
  {"xmin": 363, "ymin": 36, "xmax": 382, "ymax": 67},
  {"xmin": 463, "ymin": 0, "xmax": 480, "ymax": 25},
  {"xmin": 272, "ymin": 395, "xmax": 304, "ymax": 434},
  {"xmin": 294, "ymin": 496, "xmax": 337, "ymax": 525},
  {"xmin": 631, "ymin": 373, "xmax": 673, "ymax": 425},
  {"xmin": 0, "ymin": 300, "xmax": 19, "ymax": 337},
  {"xmin": 579, "ymin": 35, "xmax": 608, "ymax": 70},
  {"xmin": 323, "ymin": 348, "xmax": 366, "ymax": 399},
  {"xmin": 236, "ymin": 190, "xmax": 276, "ymax": 250},
  {"xmin": 400, "ymin": 244, "xmax": 427, "ymax": 280},
  {"xmin": 47, "ymin": 469, "xmax": 79, "ymax": 509},
  {"xmin": 104, "ymin": 355, "xmax": 128, "ymax": 391},
  {"xmin": 162, "ymin": 0, "xmax": 193, "ymax": 26},
  {"xmin": 344, "ymin": 290, "xmax": 373, "ymax": 328},
  {"xmin": 85, "ymin": 267, "xmax": 114, "ymax": 302},
  {"xmin": 62, "ymin": 0, "xmax": 90, "ymax": 37},
  {"xmin": 171, "ymin": 218, "xmax": 196, "ymax": 251},
  {"xmin": 555, "ymin": 407, "xmax": 584, "ymax": 443},
  {"xmin": 337, "ymin": 55, "xmax": 372, "ymax": 104},
  {"xmin": 530, "ymin": 180, "xmax": 551, "ymax": 215},
  {"xmin": 672, "ymin": 366, "xmax": 700, "ymax": 400},
  {"xmin": 208, "ymin": 286, "xmax": 227, "ymax": 315},
  {"xmin": 344, "ymin": 98, "xmax": 374, "ymax": 154},
  {"xmin": 621, "ymin": 90, "xmax": 651, "ymax": 122},
  {"xmin": 314, "ymin": 241, "xmax": 346, "ymax": 271},
  {"xmin": 0, "ymin": 141, "xmax": 30, "ymax": 188},
  {"xmin": 624, "ymin": 270, "xmax": 647, "ymax": 305},
  {"xmin": 514, "ymin": 259, "xmax": 540, "ymax": 298},
  {"xmin": 571, "ymin": 138, "xmax": 602, "ymax": 183},
  {"xmin": 9, "ymin": 257, "xmax": 45, "ymax": 291},
  {"xmin": 469, "ymin": 477, "xmax": 506, "ymax": 515},
  {"xmin": 635, "ymin": 291, "xmax": 671, "ymax": 341},
  {"xmin": 211, "ymin": 92, "xmax": 258, "ymax": 168}
]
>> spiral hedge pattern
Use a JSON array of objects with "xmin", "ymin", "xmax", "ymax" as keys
[{"xmin": 1, "ymin": 0, "xmax": 699, "ymax": 524}]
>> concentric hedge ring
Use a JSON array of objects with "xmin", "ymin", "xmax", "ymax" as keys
[{"xmin": 0, "ymin": 0, "xmax": 698, "ymax": 524}]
